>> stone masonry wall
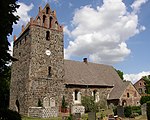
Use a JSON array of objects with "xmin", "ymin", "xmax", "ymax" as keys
[
  {"xmin": 64, "ymin": 87, "xmax": 111, "ymax": 108},
  {"xmin": 9, "ymin": 30, "xmax": 31, "ymax": 115},
  {"xmin": 120, "ymin": 83, "xmax": 141, "ymax": 106}
]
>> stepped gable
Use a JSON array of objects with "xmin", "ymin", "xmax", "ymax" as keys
[{"xmin": 13, "ymin": 3, "xmax": 63, "ymax": 42}]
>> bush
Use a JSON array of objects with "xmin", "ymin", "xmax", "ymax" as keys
[
  {"xmin": 124, "ymin": 106, "xmax": 132, "ymax": 117},
  {"xmin": 0, "ymin": 109, "xmax": 21, "ymax": 120},
  {"xmin": 140, "ymin": 96, "xmax": 150, "ymax": 105},
  {"xmin": 81, "ymin": 96, "xmax": 97, "ymax": 113},
  {"xmin": 147, "ymin": 101, "xmax": 150, "ymax": 120},
  {"xmin": 130, "ymin": 113, "xmax": 139, "ymax": 118},
  {"xmin": 131, "ymin": 106, "xmax": 141, "ymax": 115}
]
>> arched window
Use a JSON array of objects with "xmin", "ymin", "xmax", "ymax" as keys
[
  {"xmin": 46, "ymin": 31, "xmax": 50, "ymax": 40},
  {"xmin": 48, "ymin": 66, "xmax": 51, "ymax": 77},
  {"xmin": 75, "ymin": 90, "xmax": 78, "ymax": 100},
  {"xmin": 46, "ymin": 7, "xmax": 50, "ymax": 14},
  {"xmin": 43, "ymin": 15, "xmax": 46, "ymax": 24},
  {"xmin": 15, "ymin": 99, "xmax": 20, "ymax": 113},
  {"xmin": 54, "ymin": 21, "xmax": 58, "ymax": 29},
  {"xmin": 49, "ymin": 16, "xmax": 53, "ymax": 28},
  {"xmin": 37, "ymin": 16, "xmax": 41, "ymax": 25},
  {"xmin": 127, "ymin": 93, "xmax": 130, "ymax": 98},
  {"xmin": 93, "ymin": 90, "xmax": 96, "ymax": 101}
]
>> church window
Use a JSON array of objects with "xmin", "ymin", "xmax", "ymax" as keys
[
  {"xmin": 46, "ymin": 31, "xmax": 50, "ymax": 40},
  {"xmin": 37, "ymin": 17, "xmax": 41, "ymax": 25},
  {"xmin": 127, "ymin": 93, "xmax": 130, "ymax": 98},
  {"xmin": 49, "ymin": 16, "xmax": 53, "ymax": 28},
  {"xmin": 19, "ymin": 52, "xmax": 21, "ymax": 56},
  {"xmin": 15, "ymin": 99, "xmax": 20, "ymax": 113},
  {"xmin": 48, "ymin": 66, "xmax": 51, "ymax": 77},
  {"xmin": 93, "ymin": 90, "xmax": 96, "ymax": 101},
  {"xmin": 75, "ymin": 90, "xmax": 78, "ymax": 100},
  {"xmin": 43, "ymin": 15, "xmax": 46, "ymax": 24},
  {"xmin": 54, "ymin": 21, "xmax": 58, "ymax": 29},
  {"xmin": 46, "ymin": 7, "xmax": 50, "ymax": 14}
]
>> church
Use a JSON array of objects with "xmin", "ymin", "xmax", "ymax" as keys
[{"xmin": 9, "ymin": 4, "xmax": 141, "ymax": 118}]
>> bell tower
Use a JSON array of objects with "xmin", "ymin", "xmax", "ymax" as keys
[{"xmin": 10, "ymin": 4, "xmax": 64, "ymax": 115}]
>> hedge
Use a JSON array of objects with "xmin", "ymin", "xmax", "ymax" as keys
[
  {"xmin": 0, "ymin": 109, "xmax": 21, "ymax": 120},
  {"xmin": 147, "ymin": 101, "xmax": 150, "ymax": 120}
]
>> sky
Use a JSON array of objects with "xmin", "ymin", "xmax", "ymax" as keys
[{"xmin": 9, "ymin": 0, "xmax": 150, "ymax": 83}]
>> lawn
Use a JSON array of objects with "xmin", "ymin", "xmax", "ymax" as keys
[{"xmin": 22, "ymin": 117, "xmax": 61, "ymax": 120}]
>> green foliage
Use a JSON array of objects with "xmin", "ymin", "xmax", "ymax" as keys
[
  {"xmin": 0, "ymin": 0, "xmax": 19, "ymax": 75},
  {"xmin": 140, "ymin": 96, "xmax": 150, "ymax": 105},
  {"xmin": 66, "ymin": 114, "xmax": 73, "ymax": 120},
  {"xmin": 143, "ymin": 75, "xmax": 150, "ymax": 94},
  {"xmin": 61, "ymin": 96, "xmax": 68, "ymax": 109},
  {"xmin": 115, "ymin": 69, "xmax": 124, "ymax": 80},
  {"xmin": 124, "ymin": 106, "xmax": 141, "ymax": 118},
  {"xmin": 124, "ymin": 106, "xmax": 132, "ymax": 117},
  {"xmin": 132, "ymin": 106, "xmax": 141, "ymax": 115},
  {"xmin": 37, "ymin": 99, "xmax": 43, "ymax": 107},
  {"xmin": 81, "ymin": 96, "xmax": 97, "ymax": 113},
  {"xmin": 146, "ymin": 101, "xmax": 150, "ymax": 120},
  {"xmin": 0, "ymin": 0, "xmax": 19, "ymax": 109},
  {"xmin": 0, "ymin": 66, "xmax": 11, "ymax": 108},
  {"xmin": 0, "ymin": 109, "xmax": 21, "ymax": 120}
]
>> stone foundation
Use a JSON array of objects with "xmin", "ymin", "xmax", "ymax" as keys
[
  {"xmin": 71, "ymin": 105, "xmax": 85, "ymax": 115},
  {"xmin": 28, "ymin": 107, "xmax": 58, "ymax": 118}
]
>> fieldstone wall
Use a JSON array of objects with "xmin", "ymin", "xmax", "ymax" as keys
[
  {"xmin": 9, "ymin": 29, "xmax": 31, "ymax": 115},
  {"xmin": 71, "ymin": 105, "xmax": 85, "ymax": 115},
  {"xmin": 64, "ymin": 87, "xmax": 111, "ymax": 107},
  {"xmin": 10, "ymin": 23, "xmax": 64, "ymax": 115},
  {"xmin": 120, "ymin": 83, "xmax": 141, "ymax": 106},
  {"xmin": 28, "ymin": 107, "xmax": 58, "ymax": 118}
]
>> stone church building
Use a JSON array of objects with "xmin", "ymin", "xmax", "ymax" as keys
[{"xmin": 9, "ymin": 4, "xmax": 141, "ymax": 117}]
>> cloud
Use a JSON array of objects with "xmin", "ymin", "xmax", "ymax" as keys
[
  {"xmin": 131, "ymin": 0, "xmax": 148, "ymax": 13},
  {"xmin": 124, "ymin": 71, "xmax": 150, "ymax": 84},
  {"xmin": 14, "ymin": 2, "xmax": 34, "ymax": 26},
  {"xmin": 65, "ymin": 0, "xmax": 147, "ymax": 64},
  {"xmin": 64, "ymin": 26, "xmax": 71, "ymax": 37},
  {"xmin": 69, "ymin": 2, "xmax": 73, "ymax": 8},
  {"xmin": 8, "ymin": 41, "xmax": 13, "ymax": 56},
  {"xmin": 42, "ymin": 0, "xmax": 59, "ymax": 4}
]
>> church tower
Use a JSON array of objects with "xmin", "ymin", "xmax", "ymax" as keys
[{"xmin": 9, "ymin": 4, "xmax": 64, "ymax": 116}]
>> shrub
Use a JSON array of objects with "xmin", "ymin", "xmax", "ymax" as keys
[
  {"xmin": 62, "ymin": 96, "xmax": 68, "ymax": 109},
  {"xmin": 131, "ymin": 106, "xmax": 141, "ymax": 115},
  {"xmin": 140, "ymin": 96, "xmax": 150, "ymax": 105},
  {"xmin": 124, "ymin": 106, "xmax": 132, "ymax": 117},
  {"xmin": 147, "ymin": 101, "xmax": 150, "ymax": 120},
  {"xmin": 66, "ymin": 114, "xmax": 73, "ymax": 120},
  {"xmin": 0, "ymin": 109, "xmax": 21, "ymax": 120},
  {"xmin": 81, "ymin": 96, "xmax": 97, "ymax": 113},
  {"xmin": 130, "ymin": 113, "xmax": 139, "ymax": 118}
]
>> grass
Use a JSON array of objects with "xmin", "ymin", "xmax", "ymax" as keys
[{"xmin": 22, "ymin": 117, "xmax": 61, "ymax": 120}]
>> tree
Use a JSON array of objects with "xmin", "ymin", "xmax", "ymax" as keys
[
  {"xmin": 0, "ymin": 0, "xmax": 19, "ymax": 109},
  {"xmin": 143, "ymin": 75, "xmax": 150, "ymax": 94},
  {"xmin": 0, "ymin": 66, "xmax": 11, "ymax": 108},
  {"xmin": 115, "ymin": 69, "xmax": 124, "ymax": 80},
  {"xmin": 0, "ymin": 0, "xmax": 19, "ymax": 76},
  {"xmin": 81, "ymin": 96, "xmax": 97, "ymax": 113}
]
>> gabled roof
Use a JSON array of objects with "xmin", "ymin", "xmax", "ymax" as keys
[
  {"xmin": 64, "ymin": 60, "xmax": 123, "ymax": 88},
  {"xmin": 108, "ymin": 81, "xmax": 131, "ymax": 100}
]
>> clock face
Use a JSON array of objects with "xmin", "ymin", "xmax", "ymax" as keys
[{"xmin": 45, "ymin": 50, "xmax": 51, "ymax": 56}]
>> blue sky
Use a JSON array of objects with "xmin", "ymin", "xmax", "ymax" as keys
[{"xmin": 10, "ymin": 0, "xmax": 150, "ymax": 83}]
